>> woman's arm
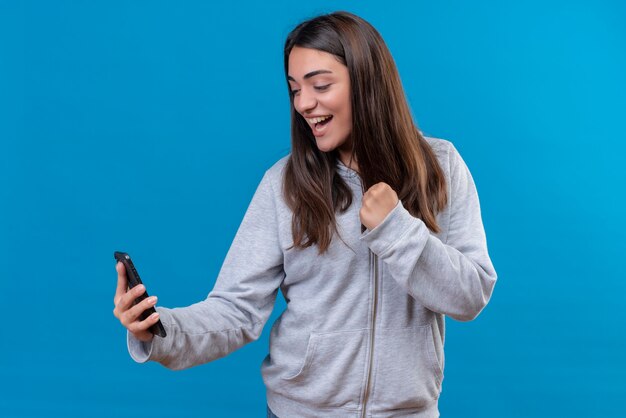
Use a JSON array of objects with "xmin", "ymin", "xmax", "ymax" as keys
[
  {"xmin": 360, "ymin": 142, "xmax": 497, "ymax": 321},
  {"xmin": 127, "ymin": 171, "xmax": 285, "ymax": 369}
]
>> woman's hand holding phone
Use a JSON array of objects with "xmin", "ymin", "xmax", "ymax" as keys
[{"xmin": 113, "ymin": 262, "xmax": 160, "ymax": 342}]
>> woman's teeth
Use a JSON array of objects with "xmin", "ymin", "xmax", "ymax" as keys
[{"xmin": 307, "ymin": 115, "xmax": 332, "ymax": 124}]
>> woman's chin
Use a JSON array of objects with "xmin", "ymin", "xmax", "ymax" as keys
[
  {"xmin": 314, "ymin": 132, "xmax": 350, "ymax": 154},
  {"xmin": 315, "ymin": 139, "xmax": 336, "ymax": 153},
  {"xmin": 315, "ymin": 136, "xmax": 338, "ymax": 152}
]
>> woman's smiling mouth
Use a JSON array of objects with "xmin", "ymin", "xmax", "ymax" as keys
[{"xmin": 305, "ymin": 115, "xmax": 334, "ymax": 136}]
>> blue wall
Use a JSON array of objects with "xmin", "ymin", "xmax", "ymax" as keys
[{"xmin": 1, "ymin": 1, "xmax": 625, "ymax": 416}]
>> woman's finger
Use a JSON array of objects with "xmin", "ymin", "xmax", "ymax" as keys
[
  {"xmin": 113, "ymin": 283, "xmax": 145, "ymax": 318},
  {"xmin": 121, "ymin": 295, "xmax": 158, "ymax": 325},
  {"xmin": 127, "ymin": 312, "xmax": 160, "ymax": 335},
  {"xmin": 113, "ymin": 262, "xmax": 128, "ymax": 306}
]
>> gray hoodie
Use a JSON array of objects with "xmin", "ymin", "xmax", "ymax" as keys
[{"xmin": 127, "ymin": 137, "xmax": 497, "ymax": 418}]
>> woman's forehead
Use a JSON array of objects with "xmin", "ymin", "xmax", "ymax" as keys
[{"xmin": 288, "ymin": 47, "xmax": 346, "ymax": 81}]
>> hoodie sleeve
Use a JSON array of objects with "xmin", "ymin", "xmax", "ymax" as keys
[
  {"xmin": 360, "ymin": 142, "xmax": 497, "ymax": 321},
  {"xmin": 127, "ymin": 171, "xmax": 285, "ymax": 369}
]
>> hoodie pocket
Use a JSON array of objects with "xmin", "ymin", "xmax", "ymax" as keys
[
  {"xmin": 281, "ymin": 329, "xmax": 368, "ymax": 408},
  {"xmin": 370, "ymin": 325, "xmax": 444, "ymax": 410}
]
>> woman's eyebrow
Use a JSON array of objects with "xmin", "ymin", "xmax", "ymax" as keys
[{"xmin": 287, "ymin": 69, "xmax": 333, "ymax": 81}]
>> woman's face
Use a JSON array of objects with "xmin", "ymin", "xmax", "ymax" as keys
[{"xmin": 288, "ymin": 46, "xmax": 352, "ymax": 155}]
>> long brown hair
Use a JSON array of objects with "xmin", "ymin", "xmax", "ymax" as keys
[{"xmin": 283, "ymin": 11, "xmax": 447, "ymax": 253}]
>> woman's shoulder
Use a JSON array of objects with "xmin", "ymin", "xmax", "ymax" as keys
[
  {"xmin": 256, "ymin": 154, "xmax": 291, "ymax": 191},
  {"xmin": 423, "ymin": 135, "xmax": 453, "ymax": 154},
  {"xmin": 265, "ymin": 154, "xmax": 290, "ymax": 178},
  {"xmin": 423, "ymin": 135, "xmax": 456, "ymax": 167}
]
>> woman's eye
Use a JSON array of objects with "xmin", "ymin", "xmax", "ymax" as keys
[
  {"xmin": 314, "ymin": 84, "xmax": 331, "ymax": 91},
  {"xmin": 291, "ymin": 89, "xmax": 301, "ymax": 96}
]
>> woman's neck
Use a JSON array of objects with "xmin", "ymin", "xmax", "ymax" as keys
[
  {"xmin": 338, "ymin": 145, "xmax": 359, "ymax": 172},
  {"xmin": 340, "ymin": 153, "xmax": 358, "ymax": 172}
]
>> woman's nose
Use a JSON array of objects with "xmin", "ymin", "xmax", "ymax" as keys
[{"xmin": 294, "ymin": 88, "xmax": 317, "ymax": 114}]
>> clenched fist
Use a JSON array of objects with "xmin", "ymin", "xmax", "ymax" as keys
[{"xmin": 360, "ymin": 182, "xmax": 399, "ymax": 230}]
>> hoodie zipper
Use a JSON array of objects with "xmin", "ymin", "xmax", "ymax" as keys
[{"xmin": 361, "ymin": 251, "xmax": 379, "ymax": 418}]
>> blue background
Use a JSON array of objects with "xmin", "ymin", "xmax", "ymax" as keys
[{"xmin": 1, "ymin": 1, "xmax": 625, "ymax": 417}]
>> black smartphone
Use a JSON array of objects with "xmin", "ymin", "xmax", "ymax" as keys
[{"xmin": 114, "ymin": 251, "xmax": 167, "ymax": 338}]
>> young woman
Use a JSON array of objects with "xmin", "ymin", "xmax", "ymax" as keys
[{"xmin": 113, "ymin": 11, "xmax": 497, "ymax": 418}]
